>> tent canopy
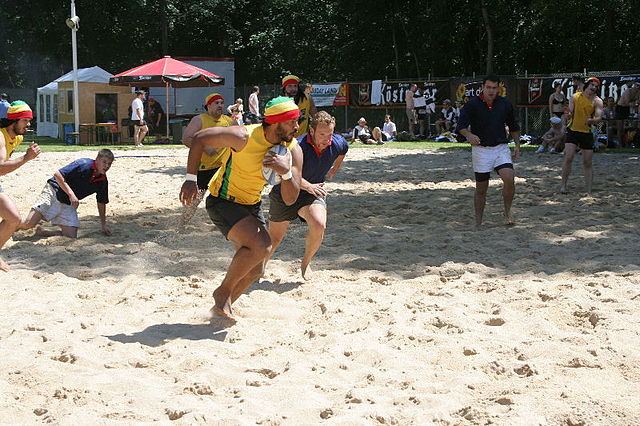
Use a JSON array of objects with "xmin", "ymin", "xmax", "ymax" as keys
[{"xmin": 109, "ymin": 56, "xmax": 224, "ymax": 88}]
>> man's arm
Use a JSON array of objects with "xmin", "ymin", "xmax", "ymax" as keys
[
  {"xmin": 136, "ymin": 107, "xmax": 144, "ymax": 123},
  {"xmin": 308, "ymin": 94, "xmax": 317, "ymax": 117},
  {"xmin": 249, "ymin": 94, "xmax": 259, "ymax": 115},
  {"xmin": 588, "ymin": 98, "xmax": 604, "ymax": 125},
  {"xmin": 456, "ymin": 104, "xmax": 480, "ymax": 144},
  {"xmin": 53, "ymin": 170, "xmax": 80, "ymax": 208},
  {"xmin": 0, "ymin": 136, "xmax": 40, "ymax": 176},
  {"xmin": 279, "ymin": 144, "xmax": 303, "ymax": 206},
  {"xmin": 97, "ymin": 202, "xmax": 111, "ymax": 235},
  {"xmin": 326, "ymin": 154, "xmax": 346, "ymax": 181},
  {"xmin": 180, "ymin": 126, "xmax": 248, "ymax": 206}
]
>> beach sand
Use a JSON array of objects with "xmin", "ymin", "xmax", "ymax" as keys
[{"xmin": 1, "ymin": 147, "xmax": 639, "ymax": 424}]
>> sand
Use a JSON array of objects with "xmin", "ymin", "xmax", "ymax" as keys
[{"xmin": 1, "ymin": 146, "xmax": 639, "ymax": 424}]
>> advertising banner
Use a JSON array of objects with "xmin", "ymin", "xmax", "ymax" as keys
[
  {"xmin": 349, "ymin": 80, "xmax": 450, "ymax": 107},
  {"xmin": 310, "ymin": 83, "xmax": 345, "ymax": 107},
  {"xmin": 519, "ymin": 75, "xmax": 640, "ymax": 106}
]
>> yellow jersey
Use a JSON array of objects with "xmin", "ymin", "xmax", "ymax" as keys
[
  {"xmin": 295, "ymin": 94, "xmax": 311, "ymax": 137},
  {"xmin": 569, "ymin": 92, "xmax": 596, "ymax": 133},
  {"xmin": 1, "ymin": 127, "xmax": 23, "ymax": 158},
  {"xmin": 198, "ymin": 113, "xmax": 233, "ymax": 171},
  {"xmin": 209, "ymin": 124, "xmax": 298, "ymax": 205}
]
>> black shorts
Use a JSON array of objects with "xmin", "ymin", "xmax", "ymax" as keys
[
  {"xmin": 197, "ymin": 168, "xmax": 218, "ymax": 191},
  {"xmin": 416, "ymin": 107, "xmax": 427, "ymax": 118},
  {"xmin": 205, "ymin": 195, "xmax": 266, "ymax": 239},
  {"xmin": 566, "ymin": 129, "xmax": 594, "ymax": 150},
  {"xmin": 357, "ymin": 134, "xmax": 371, "ymax": 143},
  {"xmin": 552, "ymin": 111, "xmax": 564, "ymax": 118},
  {"xmin": 133, "ymin": 119, "xmax": 146, "ymax": 126},
  {"xmin": 615, "ymin": 105, "xmax": 630, "ymax": 120},
  {"xmin": 268, "ymin": 186, "xmax": 326, "ymax": 222}
]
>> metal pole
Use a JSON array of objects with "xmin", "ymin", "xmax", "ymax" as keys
[
  {"xmin": 165, "ymin": 83, "xmax": 170, "ymax": 138},
  {"xmin": 70, "ymin": 0, "xmax": 80, "ymax": 136}
]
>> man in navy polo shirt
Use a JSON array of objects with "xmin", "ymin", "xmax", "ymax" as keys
[
  {"xmin": 456, "ymin": 74, "xmax": 520, "ymax": 227},
  {"xmin": 268, "ymin": 111, "xmax": 348, "ymax": 279},
  {"xmin": 20, "ymin": 149, "xmax": 114, "ymax": 238}
]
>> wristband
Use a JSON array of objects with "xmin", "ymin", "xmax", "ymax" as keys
[
  {"xmin": 280, "ymin": 170, "xmax": 293, "ymax": 181},
  {"xmin": 185, "ymin": 173, "xmax": 197, "ymax": 182}
]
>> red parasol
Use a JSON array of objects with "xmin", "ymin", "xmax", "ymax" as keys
[{"xmin": 109, "ymin": 56, "xmax": 224, "ymax": 137}]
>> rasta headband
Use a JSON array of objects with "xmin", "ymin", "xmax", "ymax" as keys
[{"xmin": 264, "ymin": 96, "xmax": 300, "ymax": 124}]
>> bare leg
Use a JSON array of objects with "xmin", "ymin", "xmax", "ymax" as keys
[
  {"xmin": 372, "ymin": 127, "xmax": 382, "ymax": 143},
  {"xmin": 582, "ymin": 149, "xmax": 594, "ymax": 194},
  {"xmin": 0, "ymin": 194, "xmax": 21, "ymax": 272},
  {"xmin": 418, "ymin": 119, "xmax": 425, "ymax": 137},
  {"xmin": 19, "ymin": 208, "xmax": 44, "ymax": 231},
  {"xmin": 474, "ymin": 179, "xmax": 489, "ymax": 227},
  {"xmin": 35, "ymin": 225, "xmax": 78, "ymax": 238},
  {"xmin": 560, "ymin": 143, "xmax": 577, "ymax": 193},
  {"xmin": 497, "ymin": 167, "xmax": 516, "ymax": 225},
  {"xmin": 210, "ymin": 216, "xmax": 271, "ymax": 319},
  {"xmin": 298, "ymin": 203, "xmax": 327, "ymax": 280},
  {"xmin": 266, "ymin": 220, "xmax": 290, "ymax": 265}
]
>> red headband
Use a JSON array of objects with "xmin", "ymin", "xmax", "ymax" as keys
[
  {"xmin": 282, "ymin": 78, "xmax": 299, "ymax": 88},
  {"xmin": 264, "ymin": 109, "xmax": 300, "ymax": 124},
  {"xmin": 7, "ymin": 110, "xmax": 33, "ymax": 120},
  {"xmin": 205, "ymin": 94, "xmax": 223, "ymax": 107}
]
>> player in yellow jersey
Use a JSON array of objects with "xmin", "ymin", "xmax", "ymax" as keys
[
  {"xmin": 179, "ymin": 93, "xmax": 234, "ymax": 229},
  {"xmin": 282, "ymin": 75, "xmax": 317, "ymax": 137},
  {"xmin": 179, "ymin": 97, "xmax": 303, "ymax": 320},
  {"xmin": 0, "ymin": 101, "xmax": 41, "ymax": 271},
  {"xmin": 560, "ymin": 78, "xmax": 603, "ymax": 195}
]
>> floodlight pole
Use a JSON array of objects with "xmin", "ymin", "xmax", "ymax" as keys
[{"xmin": 70, "ymin": 0, "xmax": 80, "ymax": 135}]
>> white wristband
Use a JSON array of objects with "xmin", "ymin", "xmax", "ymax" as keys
[
  {"xmin": 280, "ymin": 170, "xmax": 293, "ymax": 181},
  {"xmin": 185, "ymin": 173, "xmax": 197, "ymax": 182}
]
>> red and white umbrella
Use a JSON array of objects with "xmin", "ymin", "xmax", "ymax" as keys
[{"xmin": 110, "ymin": 56, "xmax": 224, "ymax": 137}]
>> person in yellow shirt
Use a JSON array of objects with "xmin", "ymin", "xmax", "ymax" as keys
[
  {"xmin": 560, "ymin": 78, "xmax": 603, "ymax": 195},
  {"xmin": 179, "ymin": 93, "xmax": 234, "ymax": 229},
  {"xmin": 281, "ymin": 75, "xmax": 317, "ymax": 137},
  {"xmin": 179, "ymin": 97, "xmax": 303, "ymax": 321},
  {"xmin": 0, "ymin": 101, "xmax": 41, "ymax": 271}
]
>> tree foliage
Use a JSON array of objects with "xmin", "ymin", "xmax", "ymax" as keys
[{"xmin": 0, "ymin": 0, "xmax": 638, "ymax": 89}]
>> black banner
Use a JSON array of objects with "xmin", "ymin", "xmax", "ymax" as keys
[
  {"xmin": 518, "ymin": 75, "xmax": 640, "ymax": 106},
  {"xmin": 349, "ymin": 80, "xmax": 450, "ymax": 107}
]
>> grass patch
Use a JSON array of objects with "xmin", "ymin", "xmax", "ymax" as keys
[{"xmin": 16, "ymin": 135, "xmax": 184, "ymax": 153}]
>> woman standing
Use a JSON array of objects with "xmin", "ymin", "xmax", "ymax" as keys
[{"xmin": 548, "ymin": 82, "xmax": 566, "ymax": 118}]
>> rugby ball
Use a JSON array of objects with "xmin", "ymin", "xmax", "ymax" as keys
[{"xmin": 262, "ymin": 144, "xmax": 291, "ymax": 185}]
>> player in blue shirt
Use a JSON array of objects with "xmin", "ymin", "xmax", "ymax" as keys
[
  {"xmin": 268, "ymin": 111, "xmax": 348, "ymax": 279},
  {"xmin": 20, "ymin": 149, "xmax": 114, "ymax": 238}
]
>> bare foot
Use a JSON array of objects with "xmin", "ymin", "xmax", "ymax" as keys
[
  {"xmin": 209, "ymin": 305, "xmax": 236, "ymax": 321},
  {"xmin": 505, "ymin": 214, "xmax": 515, "ymax": 226},
  {"xmin": 301, "ymin": 261, "xmax": 313, "ymax": 280},
  {"xmin": 212, "ymin": 288, "xmax": 234, "ymax": 320},
  {"xmin": 0, "ymin": 257, "xmax": 10, "ymax": 272}
]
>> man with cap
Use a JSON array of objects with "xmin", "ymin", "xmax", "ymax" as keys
[
  {"xmin": 0, "ymin": 101, "xmax": 41, "ymax": 271},
  {"xmin": 282, "ymin": 75, "xmax": 317, "ymax": 137},
  {"xmin": 267, "ymin": 110, "xmax": 348, "ymax": 280},
  {"xmin": 536, "ymin": 116, "xmax": 566, "ymax": 153},
  {"xmin": 179, "ymin": 93, "xmax": 234, "ymax": 229},
  {"xmin": 179, "ymin": 96, "xmax": 303, "ymax": 320},
  {"xmin": 131, "ymin": 90, "xmax": 148, "ymax": 147},
  {"xmin": 0, "ymin": 94, "xmax": 10, "ymax": 119},
  {"xmin": 560, "ymin": 77, "xmax": 603, "ymax": 195}
]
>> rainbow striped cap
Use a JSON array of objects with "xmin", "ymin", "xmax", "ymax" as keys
[
  {"xmin": 7, "ymin": 101, "xmax": 33, "ymax": 120},
  {"xmin": 264, "ymin": 96, "xmax": 300, "ymax": 124}
]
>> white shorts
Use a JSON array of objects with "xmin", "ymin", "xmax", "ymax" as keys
[
  {"xmin": 471, "ymin": 144, "xmax": 512, "ymax": 173},
  {"xmin": 32, "ymin": 184, "xmax": 80, "ymax": 228}
]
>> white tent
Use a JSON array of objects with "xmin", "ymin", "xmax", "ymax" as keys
[{"xmin": 36, "ymin": 66, "xmax": 114, "ymax": 138}]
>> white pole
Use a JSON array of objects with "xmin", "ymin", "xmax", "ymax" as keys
[
  {"xmin": 165, "ymin": 83, "xmax": 170, "ymax": 138},
  {"xmin": 70, "ymin": 0, "xmax": 80, "ymax": 136}
]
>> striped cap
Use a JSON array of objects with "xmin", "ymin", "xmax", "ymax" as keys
[
  {"xmin": 586, "ymin": 77, "xmax": 601, "ymax": 86},
  {"xmin": 264, "ymin": 96, "xmax": 300, "ymax": 124},
  {"xmin": 205, "ymin": 93, "xmax": 224, "ymax": 107},
  {"xmin": 7, "ymin": 101, "xmax": 33, "ymax": 120},
  {"xmin": 281, "ymin": 75, "xmax": 300, "ymax": 88}
]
